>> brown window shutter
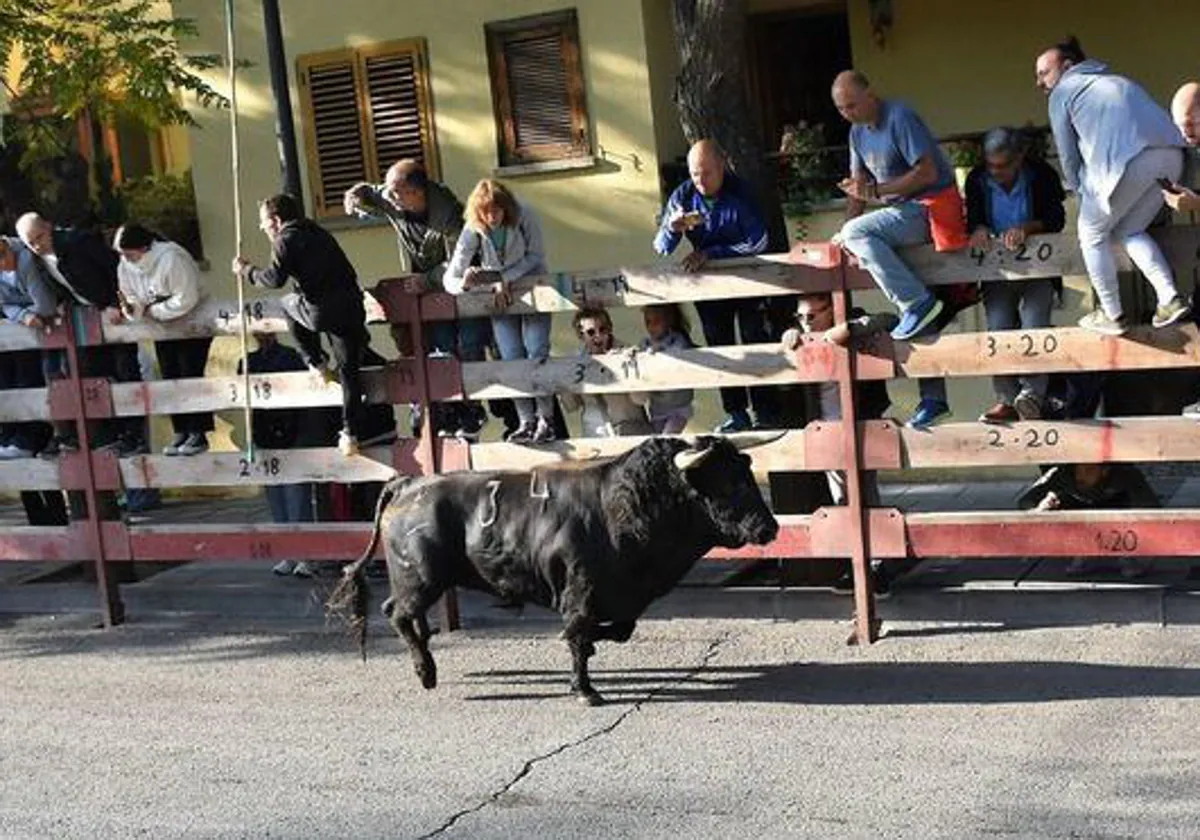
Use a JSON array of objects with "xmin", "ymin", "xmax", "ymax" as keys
[
  {"xmin": 297, "ymin": 52, "xmax": 369, "ymax": 217},
  {"xmin": 487, "ymin": 9, "xmax": 590, "ymax": 166},
  {"xmin": 359, "ymin": 40, "xmax": 440, "ymax": 181}
]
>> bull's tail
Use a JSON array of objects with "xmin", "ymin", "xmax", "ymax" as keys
[{"xmin": 326, "ymin": 475, "xmax": 414, "ymax": 661}]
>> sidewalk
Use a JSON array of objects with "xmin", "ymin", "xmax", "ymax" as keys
[{"xmin": 3, "ymin": 477, "xmax": 1200, "ymax": 629}]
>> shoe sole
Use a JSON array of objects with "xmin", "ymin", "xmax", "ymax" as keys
[
  {"xmin": 979, "ymin": 412, "xmax": 1017, "ymax": 425},
  {"xmin": 891, "ymin": 299, "xmax": 945, "ymax": 342},
  {"xmin": 1078, "ymin": 317, "xmax": 1126, "ymax": 337},
  {"xmin": 1152, "ymin": 306, "xmax": 1192, "ymax": 328}
]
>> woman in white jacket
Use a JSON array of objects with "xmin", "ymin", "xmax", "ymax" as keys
[
  {"xmin": 112, "ymin": 224, "xmax": 211, "ymax": 456},
  {"xmin": 444, "ymin": 179, "xmax": 556, "ymax": 443}
]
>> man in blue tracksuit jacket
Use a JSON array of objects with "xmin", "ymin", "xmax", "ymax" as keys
[{"xmin": 654, "ymin": 138, "xmax": 779, "ymax": 432}]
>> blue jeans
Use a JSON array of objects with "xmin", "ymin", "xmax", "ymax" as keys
[
  {"xmin": 429, "ymin": 317, "xmax": 488, "ymax": 362},
  {"xmin": 265, "ymin": 483, "xmax": 313, "ymax": 524},
  {"xmin": 840, "ymin": 201, "xmax": 932, "ymax": 311},
  {"xmin": 984, "ymin": 278, "xmax": 1055, "ymax": 402},
  {"xmin": 491, "ymin": 313, "xmax": 554, "ymax": 424}
]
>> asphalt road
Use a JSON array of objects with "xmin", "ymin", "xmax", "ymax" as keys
[{"xmin": 3, "ymin": 600, "xmax": 1200, "ymax": 840}]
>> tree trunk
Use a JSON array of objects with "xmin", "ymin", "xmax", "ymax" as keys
[
  {"xmin": 670, "ymin": 0, "xmax": 787, "ymax": 252},
  {"xmin": 672, "ymin": 0, "xmax": 824, "ymax": 547}
]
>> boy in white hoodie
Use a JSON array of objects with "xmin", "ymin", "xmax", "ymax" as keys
[{"xmin": 112, "ymin": 224, "xmax": 210, "ymax": 456}]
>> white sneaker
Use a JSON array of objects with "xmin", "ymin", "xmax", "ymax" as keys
[
  {"xmin": 337, "ymin": 430, "xmax": 359, "ymax": 457},
  {"xmin": 176, "ymin": 433, "xmax": 209, "ymax": 456},
  {"xmin": 292, "ymin": 561, "xmax": 315, "ymax": 579},
  {"xmin": 272, "ymin": 560, "xmax": 296, "ymax": 576},
  {"xmin": 0, "ymin": 444, "xmax": 34, "ymax": 460}
]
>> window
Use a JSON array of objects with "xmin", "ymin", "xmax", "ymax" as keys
[
  {"xmin": 485, "ymin": 9, "xmax": 591, "ymax": 168},
  {"xmin": 297, "ymin": 39, "xmax": 439, "ymax": 218}
]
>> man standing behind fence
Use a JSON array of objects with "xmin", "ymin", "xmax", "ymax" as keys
[
  {"xmin": 1036, "ymin": 36, "xmax": 1191, "ymax": 335},
  {"xmin": 654, "ymin": 138, "xmax": 781, "ymax": 433},
  {"xmin": 0, "ymin": 237, "xmax": 67, "ymax": 524},
  {"xmin": 831, "ymin": 70, "xmax": 964, "ymax": 343},
  {"xmin": 343, "ymin": 160, "xmax": 488, "ymax": 440},
  {"xmin": 16, "ymin": 212, "xmax": 146, "ymax": 456}
]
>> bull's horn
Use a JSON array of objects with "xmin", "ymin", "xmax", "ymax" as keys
[
  {"xmin": 673, "ymin": 446, "xmax": 713, "ymax": 471},
  {"xmin": 726, "ymin": 430, "xmax": 787, "ymax": 451}
]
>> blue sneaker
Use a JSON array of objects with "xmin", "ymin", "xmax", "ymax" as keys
[
  {"xmin": 714, "ymin": 410, "xmax": 752, "ymax": 434},
  {"xmin": 891, "ymin": 294, "xmax": 944, "ymax": 341},
  {"xmin": 906, "ymin": 399, "xmax": 950, "ymax": 430}
]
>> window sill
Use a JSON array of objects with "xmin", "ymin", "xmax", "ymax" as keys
[
  {"xmin": 318, "ymin": 214, "xmax": 392, "ymax": 233},
  {"xmin": 492, "ymin": 155, "xmax": 599, "ymax": 178}
]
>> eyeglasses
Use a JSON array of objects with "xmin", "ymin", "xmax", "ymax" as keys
[{"xmin": 582, "ymin": 326, "xmax": 611, "ymax": 337}]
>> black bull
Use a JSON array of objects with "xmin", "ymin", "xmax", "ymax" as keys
[{"xmin": 327, "ymin": 434, "xmax": 780, "ymax": 705}]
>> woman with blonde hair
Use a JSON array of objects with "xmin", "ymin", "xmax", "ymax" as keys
[{"xmin": 445, "ymin": 179, "xmax": 555, "ymax": 443}]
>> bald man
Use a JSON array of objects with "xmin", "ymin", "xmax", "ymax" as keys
[
  {"xmin": 653, "ymin": 139, "xmax": 778, "ymax": 433},
  {"xmin": 1164, "ymin": 82, "xmax": 1200, "ymax": 214},
  {"xmin": 344, "ymin": 159, "xmax": 489, "ymax": 440},
  {"xmin": 15, "ymin": 212, "xmax": 148, "ymax": 456},
  {"xmin": 831, "ymin": 70, "xmax": 956, "ymax": 347}
]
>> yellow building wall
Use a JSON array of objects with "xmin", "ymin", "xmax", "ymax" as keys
[
  {"xmin": 847, "ymin": 0, "xmax": 1200, "ymax": 136},
  {"xmin": 170, "ymin": 0, "xmax": 671, "ymax": 292},
  {"xmin": 641, "ymin": 0, "xmax": 687, "ymax": 170}
]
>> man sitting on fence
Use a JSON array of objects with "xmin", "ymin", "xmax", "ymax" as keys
[
  {"xmin": 965, "ymin": 126, "xmax": 1067, "ymax": 424},
  {"xmin": 653, "ymin": 138, "xmax": 781, "ymax": 433},
  {"xmin": 831, "ymin": 70, "xmax": 966, "ymax": 343},
  {"xmin": 1036, "ymin": 36, "xmax": 1191, "ymax": 335},
  {"xmin": 234, "ymin": 193, "xmax": 372, "ymax": 458},
  {"xmin": 343, "ymin": 159, "xmax": 488, "ymax": 440}
]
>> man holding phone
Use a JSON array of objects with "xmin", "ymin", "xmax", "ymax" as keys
[
  {"xmin": 653, "ymin": 138, "xmax": 780, "ymax": 433},
  {"xmin": 1163, "ymin": 82, "xmax": 1200, "ymax": 214}
]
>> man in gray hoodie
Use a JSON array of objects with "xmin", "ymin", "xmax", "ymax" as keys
[{"xmin": 1036, "ymin": 36, "xmax": 1190, "ymax": 336}]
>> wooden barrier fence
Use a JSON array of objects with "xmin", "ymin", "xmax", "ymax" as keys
[{"xmin": 1, "ymin": 224, "xmax": 1199, "ymax": 642}]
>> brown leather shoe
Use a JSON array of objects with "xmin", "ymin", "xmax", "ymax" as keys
[{"xmin": 979, "ymin": 402, "xmax": 1019, "ymax": 424}]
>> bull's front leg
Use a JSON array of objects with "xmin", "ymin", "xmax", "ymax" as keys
[{"xmin": 562, "ymin": 614, "xmax": 603, "ymax": 706}]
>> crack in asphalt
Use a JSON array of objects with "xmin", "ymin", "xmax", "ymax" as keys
[{"xmin": 417, "ymin": 633, "xmax": 730, "ymax": 839}]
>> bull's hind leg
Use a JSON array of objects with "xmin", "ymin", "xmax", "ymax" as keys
[{"xmin": 388, "ymin": 609, "xmax": 438, "ymax": 690}]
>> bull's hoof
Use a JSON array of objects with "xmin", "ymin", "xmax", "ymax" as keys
[
  {"xmin": 575, "ymin": 688, "xmax": 604, "ymax": 707},
  {"xmin": 416, "ymin": 661, "xmax": 437, "ymax": 690}
]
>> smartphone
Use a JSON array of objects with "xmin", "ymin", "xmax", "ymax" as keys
[{"xmin": 1158, "ymin": 177, "xmax": 1182, "ymax": 194}]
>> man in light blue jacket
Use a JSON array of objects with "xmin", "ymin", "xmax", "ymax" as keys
[
  {"xmin": 0, "ymin": 237, "xmax": 58, "ymax": 459},
  {"xmin": 1037, "ymin": 36, "xmax": 1190, "ymax": 336}
]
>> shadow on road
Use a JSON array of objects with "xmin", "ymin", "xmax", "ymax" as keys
[{"xmin": 461, "ymin": 660, "xmax": 1200, "ymax": 706}]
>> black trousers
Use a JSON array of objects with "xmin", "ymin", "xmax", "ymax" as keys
[
  {"xmin": 0, "ymin": 349, "xmax": 53, "ymax": 452},
  {"xmin": 155, "ymin": 337, "xmax": 214, "ymax": 434},
  {"xmin": 45, "ymin": 342, "xmax": 145, "ymax": 446},
  {"xmin": 695, "ymin": 297, "xmax": 780, "ymax": 422},
  {"xmin": 282, "ymin": 293, "xmax": 367, "ymax": 439}
]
